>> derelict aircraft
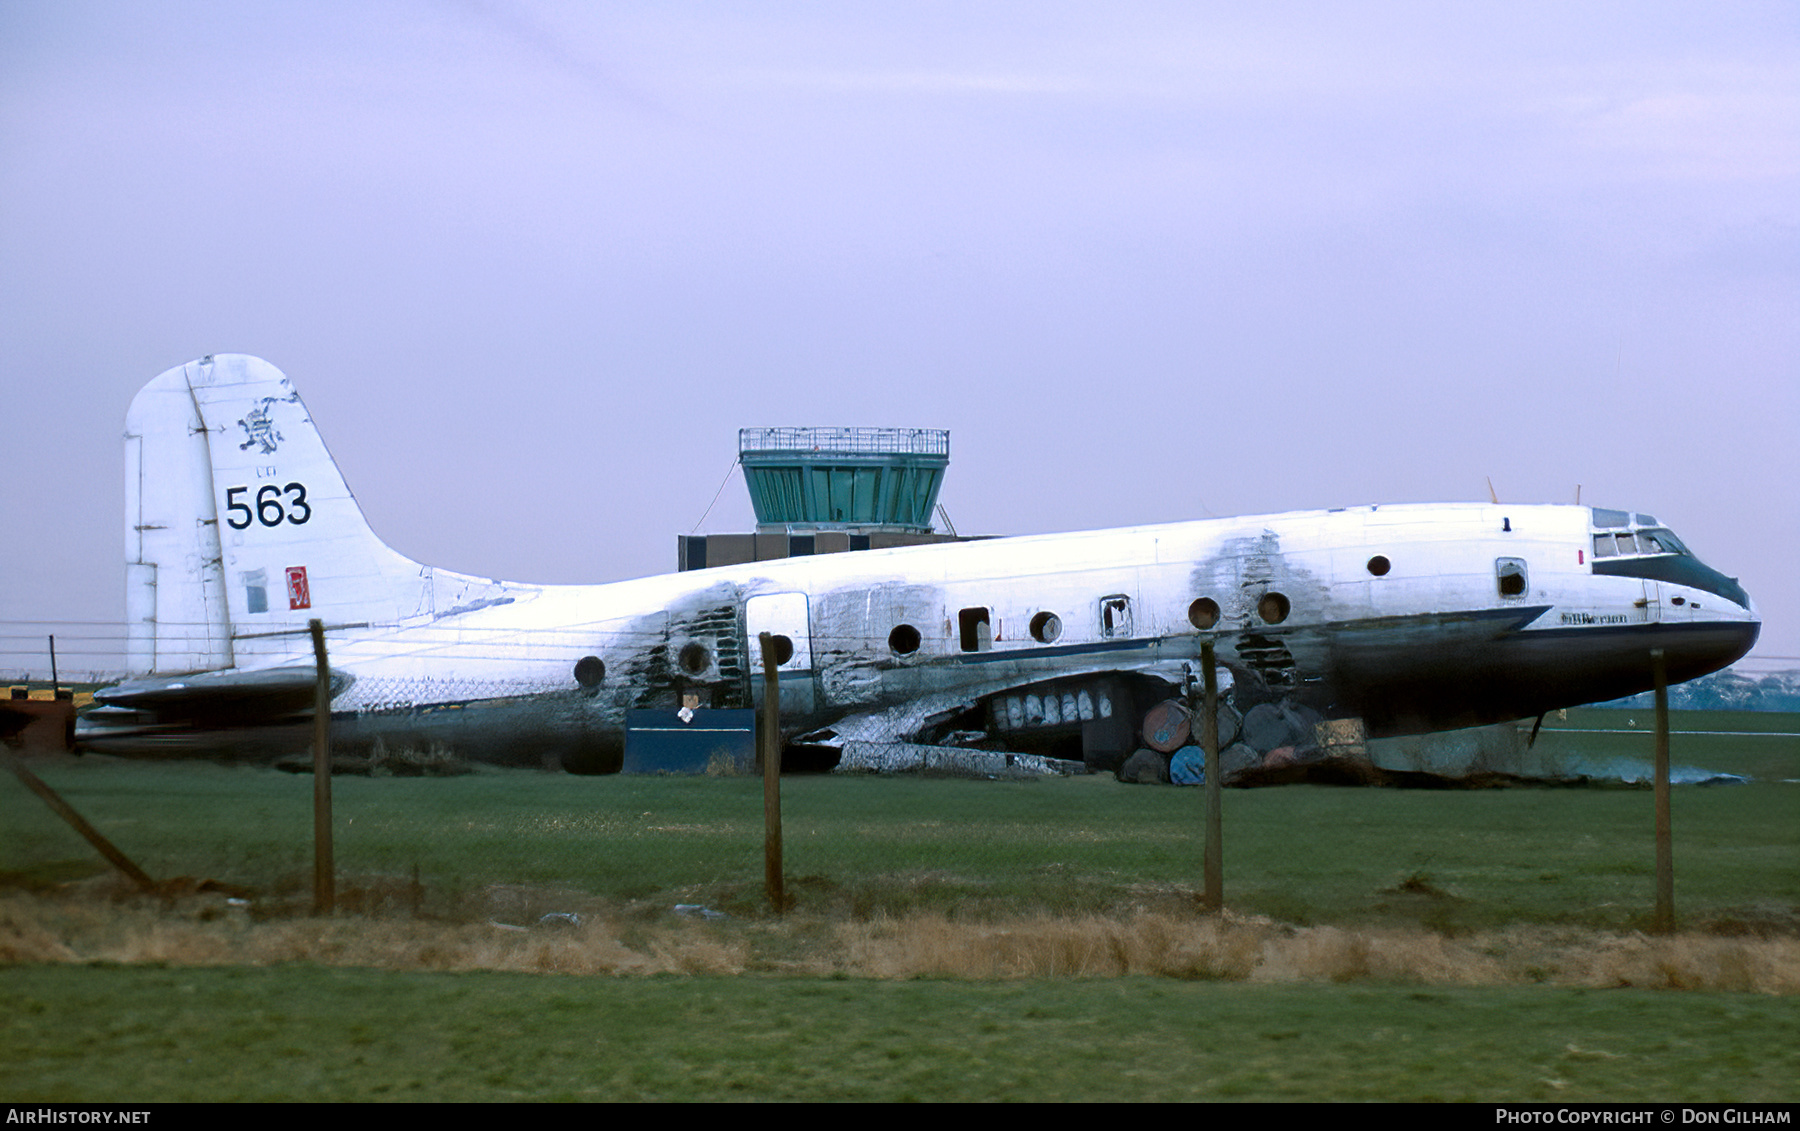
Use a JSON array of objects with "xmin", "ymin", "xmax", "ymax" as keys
[{"xmin": 76, "ymin": 354, "xmax": 1761, "ymax": 774}]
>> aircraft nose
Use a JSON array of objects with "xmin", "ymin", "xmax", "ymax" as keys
[
  {"xmin": 1674, "ymin": 618, "xmax": 1761, "ymax": 683},
  {"xmin": 1650, "ymin": 568, "xmax": 1759, "ymax": 684}
]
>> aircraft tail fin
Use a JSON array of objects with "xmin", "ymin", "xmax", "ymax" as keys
[{"xmin": 125, "ymin": 355, "xmax": 433, "ymax": 674}]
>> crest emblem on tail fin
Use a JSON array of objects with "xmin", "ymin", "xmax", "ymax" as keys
[{"xmin": 237, "ymin": 399, "xmax": 285, "ymax": 454}]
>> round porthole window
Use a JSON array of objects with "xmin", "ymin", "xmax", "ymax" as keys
[
  {"xmin": 1188, "ymin": 597, "xmax": 1220, "ymax": 630},
  {"xmin": 766, "ymin": 634, "xmax": 795, "ymax": 665},
  {"xmin": 1367, "ymin": 555, "xmax": 1390, "ymax": 576},
  {"xmin": 678, "ymin": 642, "xmax": 711, "ymax": 675},
  {"xmin": 1029, "ymin": 611, "xmax": 1062, "ymax": 643},
  {"xmin": 573, "ymin": 655, "xmax": 605, "ymax": 688},
  {"xmin": 1257, "ymin": 592, "xmax": 1291, "ymax": 625},
  {"xmin": 888, "ymin": 624, "xmax": 921, "ymax": 655}
]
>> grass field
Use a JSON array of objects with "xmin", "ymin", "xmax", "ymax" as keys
[
  {"xmin": 5, "ymin": 966, "xmax": 1796, "ymax": 1102},
  {"xmin": 2, "ymin": 709, "xmax": 1795, "ymax": 1101},
  {"xmin": 6, "ymin": 710, "xmax": 1795, "ymax": 927},
  {"xmin": 1534, "ymin": 707, "xmax": 1800, "ymax": 782}
]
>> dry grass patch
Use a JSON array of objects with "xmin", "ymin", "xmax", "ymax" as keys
[
  {"xmin": 1247, "ymin": 924, "xmax": 1509, "ymax": 985},
  {"xmin": 827, "ymin": 914, "xmax": 1800, "ymax": 991},
  {"xmin": 1520, "ymin": 926, "xmax": 1800, "ymax": 992},
  {"xmin": 0, "ymin": 888, "xmax": 747, "ymax": 976},
  {"xmin": 5, "ymin": 887, "xmax": 1797, "ymax": 992},
  {"xmin": 833, "ymin": 910, "xmax": 1267, "ymax": 979}
]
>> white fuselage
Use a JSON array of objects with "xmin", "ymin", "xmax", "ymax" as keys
[
  {"xmin": 219, "ymin": 501, "xmax": 1756, "ymax": 769},
  {"xmin": 80, "ymin": 356, "xmax": 1760, "ymax": 770}
]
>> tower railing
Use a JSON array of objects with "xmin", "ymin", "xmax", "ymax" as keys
[{"xmin": 739, "ymin": 427, "xmax": 949, "ymax": 458}]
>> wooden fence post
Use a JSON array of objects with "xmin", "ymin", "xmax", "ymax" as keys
[
  {"xmin": 1652, "ymin": 648, "xmax": 1673, "ymax": 934},
  {"xmin": 311, "ymin": 619, "xmax": 334, "ymax": 916},
  {"xmin": 759, "ymin": 632, "xmax": 785, "ymax": 913},
  {"xmin": 1201, "ymin": 640, "xmax": 1222, "ymax": 911}
]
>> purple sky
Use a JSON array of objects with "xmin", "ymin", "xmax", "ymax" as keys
[{"xmin": 2, "ymin": 1, "xmax": 1794, "ymax": 676}]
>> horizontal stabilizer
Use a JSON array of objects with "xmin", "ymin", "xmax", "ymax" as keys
[{"xmin": 92, "ymin": 666, "xmax": 352, "ymax": 721}]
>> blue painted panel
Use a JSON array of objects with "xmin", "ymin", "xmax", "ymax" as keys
[{"xmin": 623, "ymin": 709, "xmax": 757, "ymax": 775}]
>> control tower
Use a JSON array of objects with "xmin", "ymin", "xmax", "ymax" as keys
[
  {"xmin": 738, "ymin": 426, "xmax": 949, "ymax": 532},
  {"xmin": 679, "ymin": 426, "xmax": 974, "ymax": 571}
]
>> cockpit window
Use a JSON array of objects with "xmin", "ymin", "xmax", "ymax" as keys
[
  {"xmin": 1592, "ymin": 528, "xmax": 1690, "ymax": 559},
  {"xmin": 1587, "ymin": 512, "xmax": 1748, "ymax": 609}
]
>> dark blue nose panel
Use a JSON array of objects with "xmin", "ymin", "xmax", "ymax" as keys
[{"xmin": 1592, "ymin": 555, "xmax": 1751, "ymax": 610}]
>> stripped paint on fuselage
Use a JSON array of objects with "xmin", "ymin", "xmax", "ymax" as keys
[{"xmin": 76, "ymin": 355, "xmax": 1760, "ymax": 774}]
